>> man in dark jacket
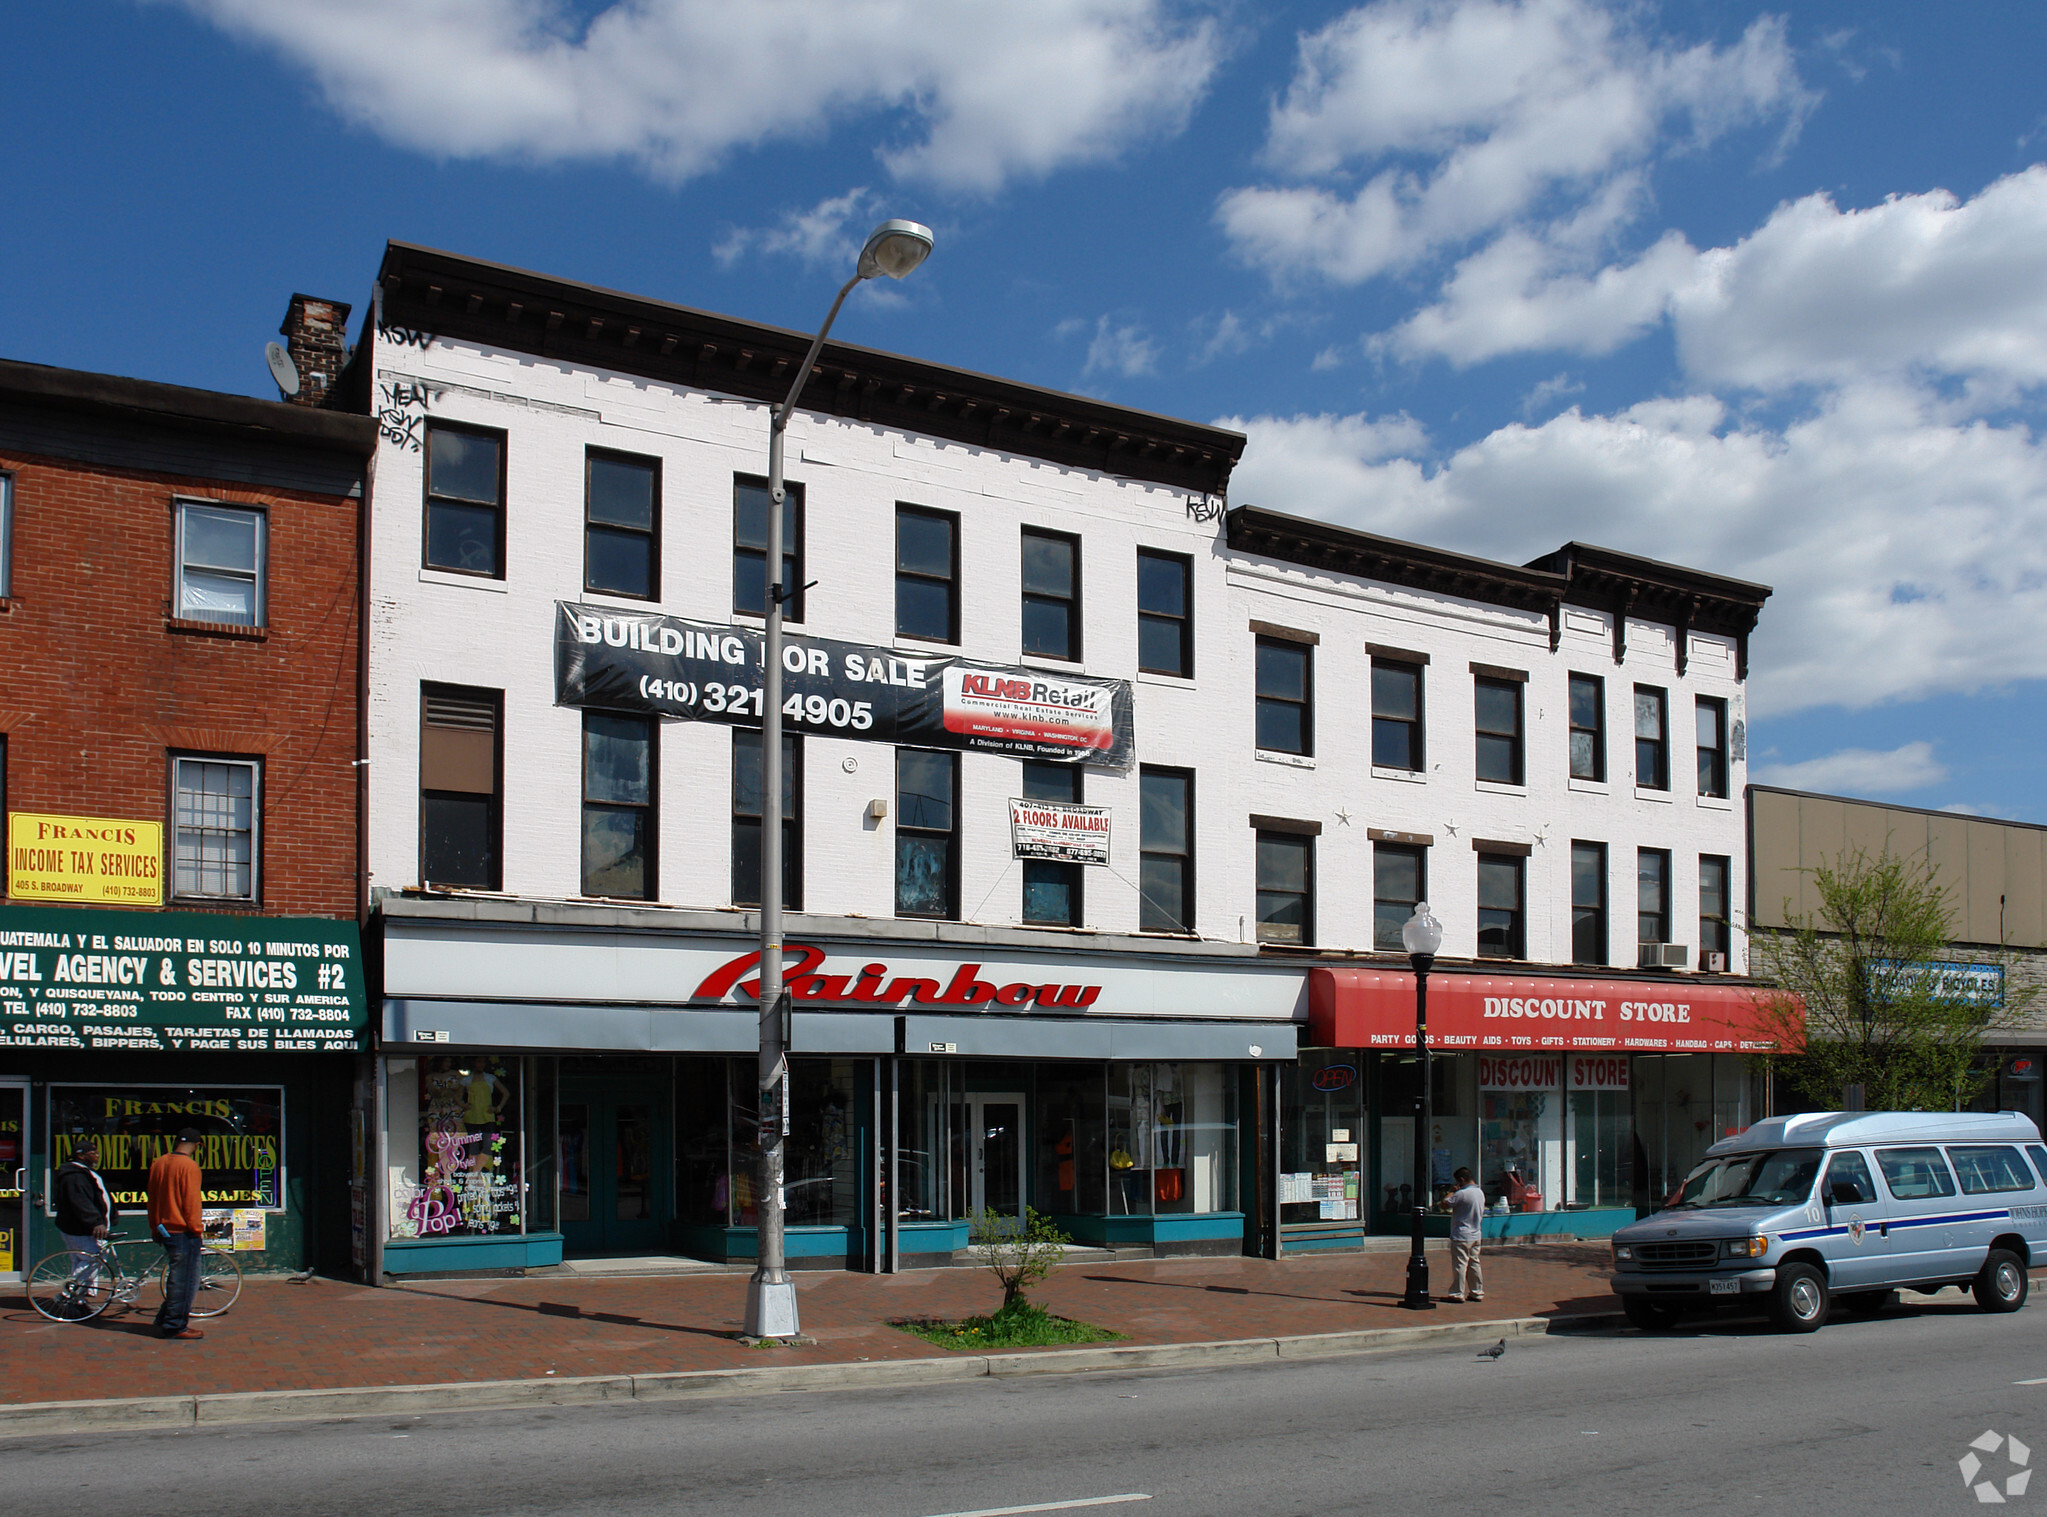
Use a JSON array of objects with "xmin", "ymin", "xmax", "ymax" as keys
[{"xmin": 53, "ymin": 1140, "xmax": 117, "ymax": 1307}]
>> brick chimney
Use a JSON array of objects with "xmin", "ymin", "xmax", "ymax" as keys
[{"xmin": 277, "ymin": 294, "xmax": 353, "ymax": 407}]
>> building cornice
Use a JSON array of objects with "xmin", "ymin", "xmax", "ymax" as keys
[
  {"xmin": 1225, "ymin": 504, "xmax": 1569, "ymax": 615},
  {"xmin": 0, "ymin": 356, "xmax": 377, "ymax": 455}
]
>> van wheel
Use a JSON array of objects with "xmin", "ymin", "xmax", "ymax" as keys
[
  {"xmin": 1768, "ymin": 1263, "xmax": 1829, "ymax": 1332},
  {"xmin": 1841, "ymin": 1290, "xmax": 1896, "ymax": 1316},
  {"xmin": 1623, "ymin": 1297, "xmax": 1680, "ymax": 1331},
  {"xmin": 1974, "ymin": 1250, "xmax": 2029, "ymax": 1313}
]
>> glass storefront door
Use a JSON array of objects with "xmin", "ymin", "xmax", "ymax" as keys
[
  {"xmin": 559, "ymin": 1076, "xmax": 670, "ymax": 1255},
  {"xmin": 949, "ymin": 1093, "xmax": 1024, "ymax": 1219},
  {"xmin": 0, "ymin": 1081, "xmax": 24, "ymax": 1280}
]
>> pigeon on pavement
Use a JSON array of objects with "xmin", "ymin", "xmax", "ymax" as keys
[{"xmin": 1476, "ymin": 1338, "xmax": 1506, "ymax": 1360}]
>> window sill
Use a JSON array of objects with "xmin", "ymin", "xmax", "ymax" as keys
[
  {"xmin": 1567, "ymin": 776, "xmax": 1609, "ymax": 794},
  {"xmin": 1372, "ymin": 766, "xmax": 1426, "ymax": 784},
  {"xmin": 1257, "ymin": 749, "xmax": 1315, "ymax": 770},
  {"xmin": 166, "ymin": 617, "xmax": 267, "ymax": 641},
  {"xmin": 1135, "ymin": 669, "xmax": 1196, "ymax": 688},
  {"xmin": 1021, "ymin": 652, "xmax": 1086, "ymax": 672},
  {"xmin": 1474, "ymin": 779, "xmax": 1526, "ymax": 797},
  {"xmin": 1696, "ymin": 794, "xmax": 1734, "ymax": 811},
  {"xmin": 893, "ymin": 634, "xmax": 958, "ymax": 653},
  {"xmin": 1634, "ymin": 787, "xmax": 1675, "ymax": 804},
  {"xmin": 169, "ymin": 895, "xmax": 263, "ymax": 912},
  {"xmin": 419, "ymin": 568, "xmax": 509, "ymax": 593},
  {"xmin": 732, "ymin": 609, "xmax": 808, "ymax": 628}
]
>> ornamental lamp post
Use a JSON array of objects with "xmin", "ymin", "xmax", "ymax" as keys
[
  {"xmin": 743, "ymin": 219, "xmax": 934, "ymax": 1343},
  {"xmin": 1400, "ymin": 902, "xmax": 1444, "ymax": 1310}
]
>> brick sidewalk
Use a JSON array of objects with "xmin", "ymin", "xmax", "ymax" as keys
[{"xmin": 0, "ymin": 1242, "xmax": 1617, "ymax": 1406}]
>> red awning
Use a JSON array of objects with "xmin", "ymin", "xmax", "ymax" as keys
[{"xmin": 1307, "ymin": 967, "xmax": 1791, "ymax": 1054}]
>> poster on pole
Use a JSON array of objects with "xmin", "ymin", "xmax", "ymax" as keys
[{"xmin": 1008, "ymin": 799, "xmax": 1113, "ymax": 865}]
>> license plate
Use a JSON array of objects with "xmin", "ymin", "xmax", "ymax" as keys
[{"xmin": 1709, "ymin": 1277, "xmax": 1739, "ymax": 1295}]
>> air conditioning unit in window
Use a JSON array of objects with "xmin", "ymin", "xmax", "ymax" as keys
[
  {"xmin": 1639, "ymin": 943, "xmax": 1691, "ymax": 971},
  {"xmin": 1701, "ymin": 950, "xmax": 1729, "ymax": 974}
]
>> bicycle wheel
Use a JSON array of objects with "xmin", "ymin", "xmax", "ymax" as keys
[
  {"xmin": 164, "ymin": 1246, "xmax": 244, "ymax": 1317},
  {"xmin": 28, "ymin": 1249, "xmax": 116, "ymax": 1323}
]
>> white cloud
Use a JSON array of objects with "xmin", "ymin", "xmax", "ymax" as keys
[
  {"xmin": 166, "ymin": 0, "xmax": 1223, "ymax": 193},
  {"xmin": 1084, "ymin": 317, "xmax": 1160, "ymax": 378},
  {"xmin": 1520, "ymin": 370, "xmax": 1584, "ymax": 417},
  {"xmin": 714, "ymin": 187, "xmax": 877, "ymax": 271},
  {"xmin": 1751, "ymin": 742, "xmax": 1947, "ymax": 796},
  {"xmin": 1216, "ymin": 410, "xmax": 1432, "ymax": 509}
]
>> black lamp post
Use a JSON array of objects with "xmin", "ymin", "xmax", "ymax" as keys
[{"xmin": 1401, "ymin": 902, "xmax": 1444, "ymax": 1310}]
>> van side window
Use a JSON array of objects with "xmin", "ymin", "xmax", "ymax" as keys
[
  {"xmin": 1947, "ymin": 1145, "xmax": 2036, "ymax": 1194},
  {"xmin": 2030, "ymin": 1145, "xmax": 2047, "ymax": 1188},
  {"xmin": 1822, "ymin": 1151, "xmax": 1875, "ymax": 1205},
  {"xmin": 1875, "ymin": 1146, "xmax": 1957, "ymax": 1201}
]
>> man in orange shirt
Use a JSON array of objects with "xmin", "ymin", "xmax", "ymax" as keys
[{"xmin": 147, "ymin": 1127, "xmax": 206, "ymax": 1340}]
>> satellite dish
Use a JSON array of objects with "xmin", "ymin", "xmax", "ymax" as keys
[{"xmin": 265, "ymin": 341, "xmax": 300, "ymax": 397}]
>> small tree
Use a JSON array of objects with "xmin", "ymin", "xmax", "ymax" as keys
[
  {"xmin": 969, "ymin": 1206, "xmax": 1069, "ymax": 1314},
  {"xmin": 1751, "ymin": 845, "xmax": 2030, "ymax": 1111}
]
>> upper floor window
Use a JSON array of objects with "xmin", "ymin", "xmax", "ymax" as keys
[
  {"xmin": 1021, "ymin": 529, "xmax": 1080, "ymax": 660},
  {"xmin": 585, "ymin": 451, "xmax": 658, "ymax": 601},
  {"xmin": 1571, "ymin": 841, "xmax": 1607, "ymax": 966},
  {"xmin": 175, "ymin": 501, "xmax": 265, "ymax": 627},
  {"xmin": 1638, "ymin": 848, "xmax": 1671, "ymax": 945},
  {"xmin": 896, "ymin": 506, "xmax": 957, "ymax": 643},
  {"xmin": 1373, "ymin": 843, "xmax": 1424, "ymax": 952},
  {"xmin": 1136, "ymin": 549, "xmax": 1192, "ymax": 677},
  {"xmin": 172, "ymin": 755, "xmax": 260, "ymax": 902},
  {"xmin": 582, "ymin": 712, "xmax": 655, "ymax": 900},
  {"xmin": 1696, "ymin": 696, "xmax": 1729, "ymax": 798},
  {"xmin": 896, "ymin": 748, "xmax": 958, "ymax": 918},
  {"xmin": 1021, "ymin": 760, "xmax": 1082, "ymax": 927},
  {"xmin": 1255, "ymin": 830, "xmax": 1313, "ymax": 946},
  {"xmin": 1700, "ymin": 855, "xmax": 1731, "ymax": 965},
  {"xmin": 1634, "ymin": 685, "xmax": 1668, "ymax": 790},
  {"xmin": 1568, "ymin": 673, "xmax": 1604, "ymax": 781},
  {"xmin": 1255, "ymin": 638, "xmax": 1312, "ymax": 756},
  {"xmin": 0, "ymin": 471, "xmax": 13, "ymax": 597},
  {"xmin": 1372, "ymin": 661, "xmax": 1424, "ymax": 770},
  {"xmin": 1476, "ymin": 853, "xmax": 1524, "ymax": 959},
  {"xmin": 733, "ymin": 730, "xmax": 801, "ymax": 910},
  {"xmin": 423, "ymin": 424, "xmax": 505, "ymax": 578},
  {"xmin": 1139, "ymin": 767, "xmax": 1194, "ymax": 932},
  {"xmin": 419, "ymin": 685, "xmax": 501, "ymax": 889},
  {"xmin": 1473, "ymin": 674, "xmax": 1523, "ymax": 785},
  {"xmin": 734, "ymin": 476, "xmax": 803, "ymax": 622}
]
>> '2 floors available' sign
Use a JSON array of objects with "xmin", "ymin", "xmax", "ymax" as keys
[{"xmin": 554, "ymin": 601, "xmax": 1135, "ymax": 768}]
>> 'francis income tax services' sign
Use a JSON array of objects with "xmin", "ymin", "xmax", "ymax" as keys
[{"xmin": 8, "ymin": 812, "xmax": 163, "ymax": 906}]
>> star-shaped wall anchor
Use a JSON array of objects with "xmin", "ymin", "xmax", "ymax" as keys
[
  {"xmin": 1443, "ymin": 821, "xmax": 1459, "ymax": 837},
  {"xmin": 1334, "ymin": 808, "xmax": 1353, "ymax": 826}
]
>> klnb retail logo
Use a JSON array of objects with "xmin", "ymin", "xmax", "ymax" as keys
[{"xmin": 1960, "ymin": 1429, "xmax": 2032, "ymax": 1503}]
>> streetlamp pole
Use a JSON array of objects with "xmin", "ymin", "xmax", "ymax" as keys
[
  {"xmin": 742, "ymin": 220, "xmax": 933, "ymax": 1343},
  {"xmin": 1401, "ymin": 903, "xmax": 1444, "ymax": 1310}
]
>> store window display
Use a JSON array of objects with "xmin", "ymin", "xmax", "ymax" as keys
[
  {"xmin": 1107, "ymin": 1062, "xmax": 1238, "ymax": 1216},
  {"xmin": 697, "ymin": 1057, "xmax": 858, "ymax": 1228},
  {"xmin": 1479, "ymin": 1055, "xmax": 1562, "ymax": 1212},
  {"xmin": 387, "ymin": 1055, "xmax": 523, "ymax": 1238},
  {"xmin": 1280, "ymin": 1053, "xmax": 1366, "ymax": 1226}
]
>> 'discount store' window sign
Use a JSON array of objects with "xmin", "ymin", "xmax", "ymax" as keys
[
  {"xmin": 0, "ymin": 905, "xmax": 365, "ymax": 1052},
  {"xmin": 8, "ymin": 812, "xmax": 164, "ymax": 905}
]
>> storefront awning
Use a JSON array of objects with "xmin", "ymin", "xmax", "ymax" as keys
[{"xmin": 1306, "ymin": 967, "xmax": 1788, "ymax": 1053}]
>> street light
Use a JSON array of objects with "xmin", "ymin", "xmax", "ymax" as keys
[
  {"xmin": 1400, "ymin": 902, "xmax": 1444, "ymax": 1310},
  {"xmin": 743, "ymin": 219, "xmax": 935, "ymax": 1343}
]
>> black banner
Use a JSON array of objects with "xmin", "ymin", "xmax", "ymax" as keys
[{"xmin": 554, "ymin": 602, "xmax": 1135, "ymax": 767}]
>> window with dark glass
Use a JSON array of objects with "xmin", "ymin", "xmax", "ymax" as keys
[
  {"xmin": 1021, "ymin": 760, "xmax": 1082, "ymax": 926},
  {"xmin": 1476, "ymin": 854, "xmax": 1524, "ymax": 959},
  {"xmin": 1569, "ymin": 673, "xmax": 1604, "ymax": 781},
  {"xmin": 1140, "ymin": 767, "xmax": 1193, "ymax": 932},
  {"xmin": 582, "ymin": 713, "xmax": 654, "ymax": 899},
  {"xmin": 1255, "ymin": 831, "xmax": 1312, "ymax": 945},
  {"xmin": 424, "ymin": 424, "xmax": 505, "ymax": 577},
  {"xmin": 732, "ymin": 730, "xmax": 801, "ymax": 910},
  {"xmin": 1572, "ymin": 841, "xmax": 1607, "ymax": 966},
  {"xmin": 1700, "ymin": 854, "xmax": 1731, "ymax": 963},
  {"xmin": 1021, "ymin": 529, "xmax": 1080, "ymax": 660},
  {"xmin": 896, "ymin": 748, "xmax": 957, "ymax": 917},
  {"xmin": 734, "ymin": 475, "xmax": 803, "ymax": 621},
  {"xmin": 175, "ymin": 501, "xmax": 265, "ymax": 626},
  {"xmin": 1696, "ymin": 696, "xmax": 1729, "ymax": 798},
  {"xmin": 1634, "ymin": 685, "xmax": 1668, "ymax": 789},
  {"xmin": 583, "ymin": 451, "xmax": 658, "ymax": 600},
  {"xmin": 1474, "ymin": 677, "xmax": 1523, "ymax": 785},
  {"xmin": 896, "ymin": 506, "xmax": 957, "ymax": 643},
  {"xmin": 419, "ymin": 685, "xmax": 500, "ymax": 888},
  {"xmin": 1136, "ymin": 549, "xmax": 1192, "ymax": 677},
  {"xmin": 1638, "ymin": 848, "xmax": 1670, "ymax": 945},
  {"xmin": 172, "ymin": 755, "xmax": 260, "ymax": 901},
  {"xmin": 1255, "ymin": 638, "xmax": 1312, "ymax": 755},
  {"xmin": 1372, "ymin": 661, "xmax": 1423, "ymax": 770},
  {"xmin": 1373, "ymin": 844, "xmax": 1424, "ymax": 951}
]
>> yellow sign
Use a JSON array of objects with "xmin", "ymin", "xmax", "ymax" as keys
[{"xmin": 7, "ymin": 812, "xmax": 163, "ymax": 905}]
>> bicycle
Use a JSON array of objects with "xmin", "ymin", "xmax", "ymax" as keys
[{"xmin": 26, "ymin": 1231, "xmax": 244, "ymax": 1323}]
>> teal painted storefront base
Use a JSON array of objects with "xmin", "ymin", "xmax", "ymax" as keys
[
  {"xmin": 383, "ymin": 1232, "xmax": 565, "ymax": 1274},
  {"xmin": 1047, "ymin": 1212, "xmax": 1245, "ymax": 1249},
  {"xmin": 897, "ymin": 1220, "xmax": 970, "ymax": 1256},
  {"xmin": 1282, "ymin": 1227, "xmax": 1367, "ymax": 1253},
  {"xmin": 1482, "ymin": 1207, "xmax": 1633, "ymax": 1239},
  {"xmin": 678, "ymin": 1224, "xmax": 855, "ymax": 1264}
]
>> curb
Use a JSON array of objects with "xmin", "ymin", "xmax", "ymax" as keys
[{"xmin": 0, "ymin": 1312, "xmax": 1614, "ymax": 1438}]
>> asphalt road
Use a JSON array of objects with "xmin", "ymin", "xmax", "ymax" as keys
[{"xmin": 6, "ymin": 1296, "xmax": 2044, "ymax": 1516}]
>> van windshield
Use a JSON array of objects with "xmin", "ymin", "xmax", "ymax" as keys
[{"xmin": 1671, "ymin": 1149, "xmax": 1823, "ymax": 1209}]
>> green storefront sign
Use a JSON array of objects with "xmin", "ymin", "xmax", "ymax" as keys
[{"xmin": 0, "ymin": 904, "xmax": 366, "ymax": 1053}]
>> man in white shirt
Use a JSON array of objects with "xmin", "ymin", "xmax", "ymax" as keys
[{"xmin": 1443, "ymin": 1166, "xmax": 1485, "ymax": 1303}]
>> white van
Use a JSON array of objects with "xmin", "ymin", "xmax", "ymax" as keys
[{"xmin": 1609, "ymin": 1111, "xmax": 2047, "ymax": 1333}]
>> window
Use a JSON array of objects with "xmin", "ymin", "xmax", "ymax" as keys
[
  {"xmin": 896, "ymin": 506, "xmax": 957, "ymax": 643},
  {"xmin": 896, "ymin": 748, "xmax": 957, "ymax": 918},
  {"xmin": 1947, "ymin": 1146, "xmax": 2036, "ymax": 1195},
  {"xmin": 419, "ymin": 685, "xmax": 501, "ymax": 889},
  {"xmin": 1634, "ymin": 685, "xmax": 1668, "ymax": 789},
  {"xmin": 1638, "ymin": 848, "xmax": 1670, "ymax": 946},
  {"xmin": 174, "ymin": 501, "xmax": 265, "ymax": 626},
  {"xmin": 733, "ymin": 729, "xmax": 801, "ymax": 910},
  {"xmin": 582, "ymin": 712, "xmax": 654, "ymax": 899},
  {"xmin": 1139, "ymin": 768, "xmax": 1194, "ymax": 932},
  {"xmin": 1572, "ymin": 842, "xmax": 1607, "ymax": 966},
  {"xmin": 1136, "ymin": 549, "xmax": 1193, "ymax": 677},
  {"xmin": 1372, "ymin": 661, "xmax": 1424, "ymax": 770},
  {"xmin": 585, "ymin": 451, "xmax": 658, "ymax": 600},
  {"xmin": 1696, "ymin": 697, "xmax": 1729, "ymax": 798},
  {"xmin": 1822, "ymin": 1150, "xmax": 1876, "ymax": 1205},
  {"xmin": 1255, "ymin": 639, "xmax": 1312, "ymax": 755},
  {"xmin": 1476, "ymin": 854, "xmax": 1524, "ymax": 959},
  {"xmin": 172, "ymin": 756, "xmax": 259, "ymax": 901},
  {"xmin": 1568, "ymin": 673, "xmax": 1604, "ymax": 781},
  {"xmin": 734, "ymin": 475, "xmax": 802, "ymax": 621},
  {"xmin": 1875, "ymin": 1146, "xmax": 1957, "ymax": 1201},
  {"xmin": 1021, "ymin": 529, "xmax": 1080, "ymax": 660},
  {"xmin": 1474, "ymin": 676, "xmax": 1523, "ymax": 784},
  {"xmin": 1020, "ymin": 760, "xmax": 1082, "ymax": 927},
  {"xmin": 1255, "ymin": 831, "xmax": 1313, "ymax": 945},
  {"xmin": 1, "ymin": 471, "xmax": 15, "ymax": 598},
  {"xmin": 423, "ymin": 424, "xmax": 504, "ymax": 577},
  {"xmin": 1373, "ymin": 844, "xmax": 1424, "ymax": 951},
  {"xmin": 1699, "ymin": 855, "xmax": 1731, "ymax": 964}
]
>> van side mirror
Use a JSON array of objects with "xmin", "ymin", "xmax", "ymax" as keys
[{"xmin": 1827, "ymin": 1180, "xmax": 1864, "ymax": 1206}]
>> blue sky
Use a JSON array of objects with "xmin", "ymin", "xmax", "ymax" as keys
[{"xmin": 9, "ymin": 1, "xmax": 2047, "ymax": 820}]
